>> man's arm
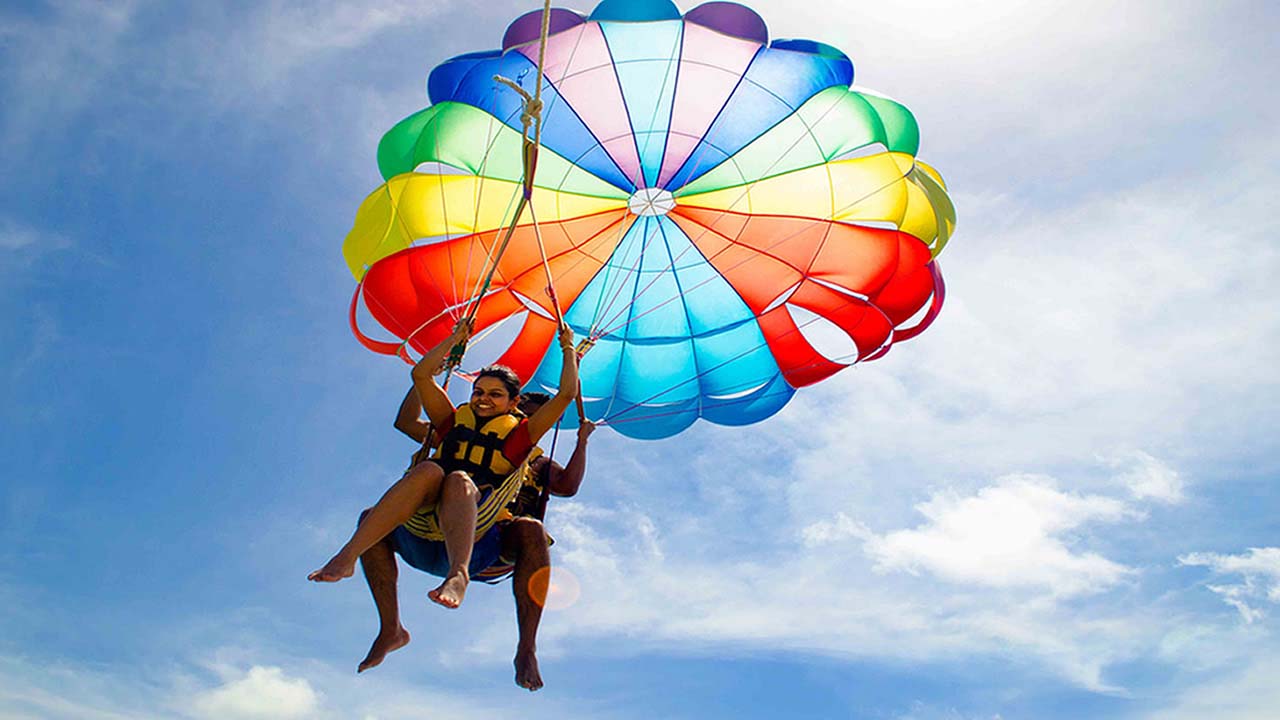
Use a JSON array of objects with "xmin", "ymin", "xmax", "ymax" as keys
[
  {"xmin": 393, "ymin": 386, "xmax": 432, "ymax": 443},
  {"xmin": 526, "ymin": 325, "xmax": 579, "ymax": 444},
  {"xmin": 411, "ymin": 319, "xmax": 473, "ymax": 428},
  {"xmin": 547, "ymin": 420, "xmax": 594, "ymax": 497}
]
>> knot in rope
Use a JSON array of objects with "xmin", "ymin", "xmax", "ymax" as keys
[
  {"xmin": 521, "ymin": 97, "xmax": 544, "ymax": 131},
  {"xmin": 492, "ymin": 75, "xmax": 543, "ymax": 134}
]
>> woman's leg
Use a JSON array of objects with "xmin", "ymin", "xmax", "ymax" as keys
[
  {"xmin": 427, "ymin": 470, "xmax": 479, "ymax": 608},
  {"xmin": 309, "ymin": 461, "xmax": 446, "ymax": 582}
]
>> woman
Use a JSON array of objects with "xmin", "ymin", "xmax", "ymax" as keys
[{"xmin": 308, "ymin": 319, "xmax": 579, "ymax": 615}]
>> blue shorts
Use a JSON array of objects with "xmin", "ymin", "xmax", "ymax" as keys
[{"xmin": 388, "ymin": 523, "xmax": 506, "ymax": 578}]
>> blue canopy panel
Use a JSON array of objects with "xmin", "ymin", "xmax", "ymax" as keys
[
  {"xmin": 589, "ymin": 0, "xmax": 683, "ymax": 22},
  {"xmin": 526, "ymin": 214, "xmax": 792, "ymax": 439},
  {"xmin": 599, "ymin": 19, "xmax": 684, "ymax": 188},
  {"xmin": 662, "ymin": 41, "xmax": 854, "ymax": 191},
  {"xmin": 426, "ymin": 50, "xmax": 636, "ymax": 192}
]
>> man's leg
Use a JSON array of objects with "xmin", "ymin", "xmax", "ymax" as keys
[
  {"xmin": 427, "ymin": 471, "xmax": 479, "ymax": 609},
  {"xmin": 309, "ymin": 461, "xmax": 446, "ymax": 583},
  {"xmin": 505, "ymin": 517, "xmax": 550, "ymax": 691},
  {"xmin": 356, "ymin": 532, "xmax": 411, "ymax": 673}
]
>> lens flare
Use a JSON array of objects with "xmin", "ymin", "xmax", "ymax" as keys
[{"xmin": 528, "ymin": 566, "xmax": 581, "ymax": 611}]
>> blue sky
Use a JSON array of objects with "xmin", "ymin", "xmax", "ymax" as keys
[{"xmin": 2, "ymin": 0, "xmax": 1278, "ymax": 718}]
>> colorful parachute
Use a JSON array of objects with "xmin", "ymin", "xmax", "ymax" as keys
[{"xmin": 343, "ymin": 0, "xmax": 956, "ymax": 439}]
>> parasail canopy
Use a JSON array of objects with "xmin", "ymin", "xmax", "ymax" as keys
[{"xmin": 343, "ymin": 0, "xmax": 956, "ymax": 439}]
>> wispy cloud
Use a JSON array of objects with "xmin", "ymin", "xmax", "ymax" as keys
[
  {"xmin": 0, "ymin": 217, "xmax": 71, "ymax": 269},
  {"xmin": 1143, "ymin": 654, "xmax": 1280, "ymax": 720},
  {"xmin": 1179, "ymin": 547, "xmax": 1280, "ymax": 623},
  {"xmin": 0, "ymin": 0, "xmax": 140, "ymax": 159},
  {"xmin": 0, "ymin": 655, "xmax": 169, "ymax": 720},
  {"xmin": 896, "ymin": 703, "xmax": 1005, "ymax": 720},
  {"xmin": 0, "ymin": 650, "xmax": 625, "ymax": 720}
]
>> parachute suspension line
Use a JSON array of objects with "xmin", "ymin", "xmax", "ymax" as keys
[
  {"xmin": 368, "ymin": 105, "xmax": 503, "ymax": 363},
  {"xmin": 589, "ymin": 94, "xmax": 858, "ymax": 340},
  {"xmin": 601, "ymin": 289, "xmax": 897, "ymax": 427},
  {"xmin": 584, "ymin": 216, "xmax": 635, "ymax": 337},
  {"xmin": 457, "ymin": 83, "xmax": 521, "ymax": 321},
  {"xmin": 580, "ymin": 35, "xmax": 683, "ymax": 344},
  {"xmin": 442, "ymin": 0, "xmax": 556, "ymax": 373},
  {"xmin": 657, "ymin": 109, "xmax": 924, "ymax": 345},
  {"xmin": 586, "ymin": 217, "xmax": 663, "ymax": 342},
  {"xmin": 509, "ymin": 0, "xmax": 588, "ymax": 423},
  {"xmin": 532, "ymin": 415, "xmax": 566, "ymax": 521},
  {"xmin": 529, "ymin": 0, "xmax": 553, "ymax": 161},
  {"xmin": 528, "ymin": 199, "xmax": 588, "ymax": 423}
]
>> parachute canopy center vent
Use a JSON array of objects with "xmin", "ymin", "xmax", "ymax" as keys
[{"xmin": 628, "ymin": 187, "xmax": 676, "ymax": 217}]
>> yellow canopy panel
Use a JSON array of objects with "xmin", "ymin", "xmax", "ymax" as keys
[{"xmin": 343, "ymin": 173, "xmax": 628, "ymax": 279}]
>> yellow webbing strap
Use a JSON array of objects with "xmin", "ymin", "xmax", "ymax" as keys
[{"xmin": 402, "ymin": 453, "xmax": 536, "ymax": 542}]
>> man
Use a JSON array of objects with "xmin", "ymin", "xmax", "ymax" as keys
[{"xmin": 391, "ymin": 388, "xmax": 595, "ymax": 690}]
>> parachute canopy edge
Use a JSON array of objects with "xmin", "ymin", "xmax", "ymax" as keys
[
  {"xmin": 590, "ymin": 0, "xmax": 682, "ymax": 22},
  {"xmin": 502, "ymin": 8, "xmax": 588, "ymax": 51}
]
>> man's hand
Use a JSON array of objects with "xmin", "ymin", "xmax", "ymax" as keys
[{"xmin": 577, "ymin": 420, "xmax": 596, "ymax": 442}]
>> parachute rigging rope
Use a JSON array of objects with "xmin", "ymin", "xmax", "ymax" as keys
[
  {"xmin": 446, "ymin": 0, "xmax": 587, "ymax": 423},
  {"xmin": 447, "ymin": 0, "xmax": 559, "ymax": 373}
]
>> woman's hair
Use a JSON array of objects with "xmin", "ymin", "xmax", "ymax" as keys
[{"xmin": 475, "ymin": 365, "xmax": 523, "ymax": 399}]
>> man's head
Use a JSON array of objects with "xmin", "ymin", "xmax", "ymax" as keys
[
  {"xmin": 471, "ymin": 365, "xmax": 523, "ymax": 418},
  {"xmin": 518, "ymin": 391, "xmax": 551, "ymax": 417}
]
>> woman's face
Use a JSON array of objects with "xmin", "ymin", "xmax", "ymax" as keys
[{"xmin": 470, "ymin": 377, "xmax": 516, "ymax": 417}]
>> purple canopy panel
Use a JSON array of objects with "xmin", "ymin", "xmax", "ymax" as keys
[
  {"xmin": 502, "ymin": 8, "xmax": 588, "ymax": 51},
  {"xmin": 685, "ymin": 2, "xmax": 769, "ymax": 43}
]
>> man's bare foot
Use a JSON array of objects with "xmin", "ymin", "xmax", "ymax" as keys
[
  {"xmin": 307, "ymin": 553, "xmax": 356, "ymax": 583},
  {"xmin": 514, "ymin": 647, "xmax": 543, "ymax": 691},
  {"xmin": 427, "ymin": 571, "xmax": 469, "ymax": 609},
  {"xmin": 357, "ymin": 627, "xmax": 411, "ymax": 673}
]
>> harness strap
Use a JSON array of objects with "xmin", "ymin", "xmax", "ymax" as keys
[{"xmin": 402, "ymin": 455, "xmax": 533, "ymax": 542}]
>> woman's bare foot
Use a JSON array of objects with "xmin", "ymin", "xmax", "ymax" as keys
[
  {"xmin": 357, "ymin": 627, "xmax": 411, "ymax": 673},
  {"xmin": 514, "ymin": 647, "xmax": 543, "ymax": 691},
  {"xmin": 427, "ymin": 571, "xmax": 469, "ymax": 609},
  {"xmin": 307, "ymin": 552, "xmax": 357, "ymax": 583}
]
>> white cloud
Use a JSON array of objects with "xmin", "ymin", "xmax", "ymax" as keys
[
  {"xmin": 895, "ymin": 703, "xmax": 1004, "ymax": 720},
  {"xmin": 1179, "ymin": 547, "xmax": 1280, "ymax": 622},
  {"xmin": 848, "ymin": 475, "xmax": 1137, "ymax": 597},
  {"xmin": 189, "ymin": 666, "xmax": 319, "ymax": 720},
  {"xmin": 769, "ymin": 142, "xmax": 1279, "ymax": 529},
  {"xmin": 0, "ymin": 655, "xmax": 168, "ymax": 720},
  {"xmin": 0, "ymin": 217, "xmax": 71, "ymax": 264},
  {"xmin": 0, "ymin": 220, "xmax": 36, "ymax": 251},
  {"xmin": 1144, "ymin": 655, "xmax": 1280, "ymax": 720},
  {"xmin": 1105, "ymin": 450, "xmax": 1185, "ymax": 504},
  {"xmin": 0, "ymin": 651, "xmax": 620, "ymax": 720},
  {"xmin": 0, "ymin": 1, "xmax": 140, "ymax": 155},
  {"xmin": 508, "ymin": 496, "xmax": 1159, "ymax": 692},
  {"xmin": 744, "ymin": 0, "xmax": 1273, "ymax": 183},
  {"xmin": 247, "ymin": 1, "xmax": 447, "ymax": 78},
  {"xmin": 161, "ymin": 0, "xmax": 454, "ymax": 108}
]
